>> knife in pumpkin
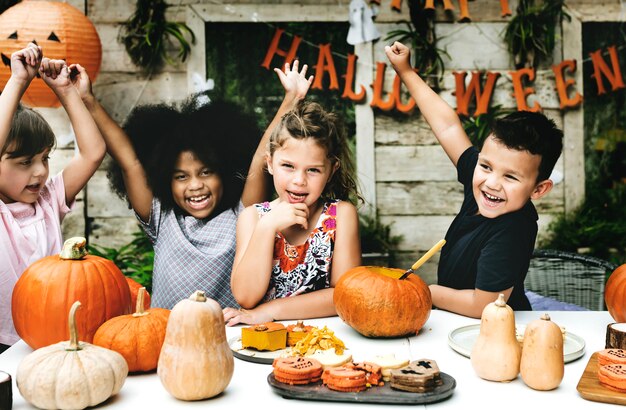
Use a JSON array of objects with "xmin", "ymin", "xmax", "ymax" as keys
[{"xmin": 399, "ymin": 239, "xmax": 446, "ymax": 280}]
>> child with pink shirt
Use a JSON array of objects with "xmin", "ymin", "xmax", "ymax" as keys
[{"xmin": 0, "ymin": 43, "xmax": 106, "ymax": 352}]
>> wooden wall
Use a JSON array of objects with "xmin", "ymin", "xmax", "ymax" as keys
[{"xmin": 26, "ymin": 0, "xmax": 615, "ymax": 283}]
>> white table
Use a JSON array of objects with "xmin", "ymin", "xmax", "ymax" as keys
[{"xmin": 0, "ymin": 310, "xmax": 620, "ymax": 409}]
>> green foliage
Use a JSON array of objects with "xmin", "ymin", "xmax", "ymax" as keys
[
  {"xmin": 540, "ymin": 183, "xmax": 626, "ymax": 266},
  {"xmin": 461, "ymin": 105, "xmax": 513, "ymax": 147},
  {"xmin": 89, "ymin": 230, "xmax": 154, "ymax": 292},
  {"xmin": 504, "ymin": 0, "xmax": 570, "ymax": 68},
  {"xmin": 359, "ymin": 213, "xmax": 403, "ymax": 265},
  {"xmin": 120, "ymin": 0, "xmax": 195, "ymax": 72},
  {"xmin": 385, "ymin": 22, "xmax": 449, "ymax": 83}
]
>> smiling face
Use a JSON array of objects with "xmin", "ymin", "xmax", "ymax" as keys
[
  {"xmin": 267, "ymin": 134, "xmax": 336, "ymax": 209},
  {"xmin": 0, "ymin": 147, "xmax": 51, "ymax": 204},
  {"xmin": 171, "ymin": 151, "xmax": 223, "ymax": 219},
  {"xmin": 0, "ymin": 1, "xmax": 102, "ymax": 107},
  {"xmin": 472, "ymin": 135, "xmax": 552, "ymax": 219}
]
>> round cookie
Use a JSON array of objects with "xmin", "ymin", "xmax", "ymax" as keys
[
  {"xmin": 322, "ymin": 366, "xmax": 367, "ymax": 392},
  {"xmin": 598, "ymin": 349, "xmax": 626, "ymax": 366},
  {"xmin": 598, "ymin": 363, "xmax": 626, "ymax": 392},
  {"xmin": 272, "ymin": 357, "xmax": 323, "ymax": 385}
]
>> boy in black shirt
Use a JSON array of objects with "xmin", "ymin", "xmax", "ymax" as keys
[{"xmin": 385, "ymin": 42, "xmax": 563, "ymax": 318}]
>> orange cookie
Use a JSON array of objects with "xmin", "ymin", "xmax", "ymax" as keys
[
  {"xmin": 272, "ymin": 357, "xmax": 323, "ymax": 385},
  {"xmin": 598, "ymin": 364, "xmax": 626, "ymax": 392},
  {"xmin": 322, "ymin": 366, "xmax": 367, "ymax": 392},
  {"xmin": 598, "ymin": 349, "xmax": 626, "ymax": 366},
  {"xmin": 350, "ymin": 362, "xmax": 383, "ymax": 386}
]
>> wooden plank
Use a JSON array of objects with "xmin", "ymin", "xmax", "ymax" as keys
[
  {"xmin": 62, "ymin": 200, "xmax": 86, "ymax": 240},
  {"xmin": 375, "ymin": 113, "xmax": 438, "ymax": 146},
  {"xmin": 89, "ymin": 217, "xmax": 143, "ymax": 249},
  {"xmin": 355, "ymin": 42, "xmax": 376, "ymax": 215},
  {"xmin": 562, "ymin": 14, "xmax": 585, "ymax": 213},
  {"xmin": 93, "ymin": 72, "xmax": 188, "ymax": 123},
  {"xmin": 191, "ymin": 4, "xmax": 348, "ymax": 22},
  {"xmin": 380, "ymin": 215, "xmax": 453, "ymax": 251},
  {"xmin": 87, "ymin": 170, "xmax": 135, "ymax": 218},
  {"xmin": 377, "ymin": 181, "xmax": 463, "ymax": 215},
  {"xmin": 577, "ymin": 352, "xmax": 626, "ymax": 405},
  {"xmin": 375, "ymin": 146, "xmax": 456, "ymax": 182}
]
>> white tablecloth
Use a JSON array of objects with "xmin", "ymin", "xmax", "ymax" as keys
[{"xmin": 0, "ymin": 310, "xmax": 620, "ymax": 409}]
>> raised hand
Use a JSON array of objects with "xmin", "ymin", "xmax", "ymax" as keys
[
  {"xmin": 39, "ymin": 58, "xmax": 72, "ymax": 94},
  {"xmin": 385, "ymin": 41, "xmax": 412, "ymax": 74},
  {"xmin": 10, "ymin": 43, "xmax": 42, "ymax": 83},
  {"xmin": 274, "ymin": 60, "xmax": 314, "ymax": 101},
  {"xmin": 68, "ymin": 63, "xmax": 96, "ymax": 108}
]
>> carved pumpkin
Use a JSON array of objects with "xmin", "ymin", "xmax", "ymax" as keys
[
  {"xmin": 12, "ymin": 237, "xmax": 131, "ymax": 349},
  {"xmin": 0, "ymin": 0, "xmax": 102, "ymax": 107},
  {"xmin": 333, "ymin": 266, "xmax": 432, "ymax": 337},
  {"xmin": 93, "ymin": 288, "xmax": 169, "ymax": 373},
  {"xmin": 605, "ymin": 264, "xmax": 626, "ymax": 322},
  {"xmin": 16, "ymin": 301, "xmax": 128, "ymax": 410},
  {"xmin": 126, "ymin": 276, "xmax": 151, "ymax": 310}
]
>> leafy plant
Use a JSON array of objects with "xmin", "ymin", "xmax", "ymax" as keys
[
  {"xmin": 385, "ymin": 1, "xmax": 448, "ymax": 88},
  {"xmin": 504, "ymin": 0, "xmax": 570, "ymax": 68},
  {"xmin": 120, "ymin": 0, "xmax": 195, "ymax": 72},
  {"xmin": 461, "ymin": 105, "xmax": 513, "ymax": 147},
  {"xmin": 359, "ymin": 213, "xmax": 403, "ymax": 265},
  {"xmin": 89, "ymin": 229, "xmax": 154, "ymax": 292}
]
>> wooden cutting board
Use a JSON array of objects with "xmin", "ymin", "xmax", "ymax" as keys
[{"xmin": 577, "ymin": 352, "xmax": 626, "ymax": 405}]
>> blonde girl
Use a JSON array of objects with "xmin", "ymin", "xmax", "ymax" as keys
[{"xmin": 224, "ymin": 101, "xmax": 361, "ymax": 325}]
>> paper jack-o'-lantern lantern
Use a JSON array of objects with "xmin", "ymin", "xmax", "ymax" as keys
[{"xmin": 0, "ymin": 0, "xmax": 102, "ymax": 107}]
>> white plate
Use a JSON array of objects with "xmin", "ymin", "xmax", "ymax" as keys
[
  {"xmin": 228, "ymin": 336, "xmax": 291, "ymax": 365},
  {"xmin": 448, "ymin": 324, "xmax": 586, "ymax": 363}
]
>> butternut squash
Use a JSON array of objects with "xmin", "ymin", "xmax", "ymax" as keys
[
  {"xmin": 157, "ymin": 290, "xmax": 234, "ymax": 400},
  {"xmin": 470, "ymin": 293, "xmax": 521, "ymax": 381},
  {"xmin": 520, "ymin": 313, "xmax": 564, "ymax": 390}
]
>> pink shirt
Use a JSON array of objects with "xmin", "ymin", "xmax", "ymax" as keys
[{"xmin": 0, "ymin": 173, "xmax": 72, "ymax": 345}]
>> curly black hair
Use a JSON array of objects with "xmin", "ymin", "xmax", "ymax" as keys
[{"xmin": 107, "ymin": 96, "xmax": 260, "ymax": 216}]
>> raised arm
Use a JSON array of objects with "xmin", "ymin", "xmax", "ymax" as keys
[
  {"xmin": 39, "ymin": 59, "xmax": 105, "ymax": 205},
  {"xmin": 385, "ymin": 41, "xmax": 471, "ymax": 166},
  {"xmin": 240, "ymin": 61, "xmax": 313, "ymax": 206},
  {"xmin": 73, "ymin": 65, "xmax": 153, "ymax": 221},
  {"xmin": 0, "ymin": 44, "xmax": 41, "ymax": 151}
]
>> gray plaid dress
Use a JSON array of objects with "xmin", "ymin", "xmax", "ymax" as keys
[{"xmin": 138, "ymin": 198, "xmax": 241, "ymax": 309}]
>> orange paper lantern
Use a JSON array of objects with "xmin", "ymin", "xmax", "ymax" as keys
[{"xmin": 0, "ymin": 0, "xmax": 102, "ymax": 107}]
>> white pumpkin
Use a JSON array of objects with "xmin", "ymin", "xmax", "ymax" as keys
[{"xmin": 16, "ymin": 301, "xmax": 128, "ymax": 410}]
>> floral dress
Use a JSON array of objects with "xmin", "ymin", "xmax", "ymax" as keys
[{"xmin": 254, "ymin": 200, "xmax": 338, "ymax": 301}]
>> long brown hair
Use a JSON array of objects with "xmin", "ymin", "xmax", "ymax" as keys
[{"xmin": 269, "ymin": 101, "xmax": 361, "ymax": 204}]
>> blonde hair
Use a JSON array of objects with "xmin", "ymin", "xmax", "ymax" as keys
[{"xmin": 269, "ymin": 101, "xmax": 361, "ymax": 203}]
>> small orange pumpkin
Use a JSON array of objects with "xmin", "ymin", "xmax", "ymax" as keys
[
  {"xmin": 93, "ymin": 288, "xmax": 170, "ymax": 372},
  {"xmin": 333, "ymin": 266, "xmax": 432, "ymax": 337},
  {"xmin": 126, "ymin": 276, "xmax": 151, "ymax": 310},
  {"xmin": 12, "ymin": 237, "xmax": 131, "ymax": 349},
  {"xmin": 605, "ymin": 264, "xmax": 626, "ymax": 322}
]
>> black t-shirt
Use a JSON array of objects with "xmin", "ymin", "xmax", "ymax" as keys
[{"xmin": 437, "ymin": 146, "xmax": 536, "ymax": 310}]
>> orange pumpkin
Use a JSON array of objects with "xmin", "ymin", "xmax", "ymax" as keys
[
  {"xmin": 12, "ymin": 237, "xmax": 131, "ymax": 349},
  {"xmin": 605, "ymin": 264, "xmax": 626, "ymax": 322},
  {"xmin": 333, "ymin": 266, "xmax": 432, "ymax": 337},
  {"xmin": 0, "ymin": 0, "xmax": 102, "ymax": 107},
  {"xmin": 126, "ymin": 276, "xmax": 151, "ymax": 310},
  {"xmin": 94, "ymin": 288, "xmax": 170, "ymax": 372}
]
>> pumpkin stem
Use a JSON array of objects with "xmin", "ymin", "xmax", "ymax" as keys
[
  {"xmin": 495, "ymin": 293, "xmax": 506, "ymax": 307},
  {"xmin": 189, "ymin": 290, "xmax": 207, "ymax": 302},
  {"xmin": 132, "ymin": 288, "xmax": 149, "ymax": 317},
  {"xmin": 66, "ymin": 301, "xmax": 82, "ymax": 351},
  {"xmin": 59, "ymin": 237, "xmax": 88, "ymax": 260},
  {"xmin": 541, "ymin": 313, "xmax": 551, "ymax": 321}
]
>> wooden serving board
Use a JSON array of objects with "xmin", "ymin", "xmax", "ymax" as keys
[
  {"xmin": 577, "ymin": 352, "xmax": 626, "ymax": 405},
  {"xmin": 267, "ymin": 372, "xmax": 456, "ymax": 404}
]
